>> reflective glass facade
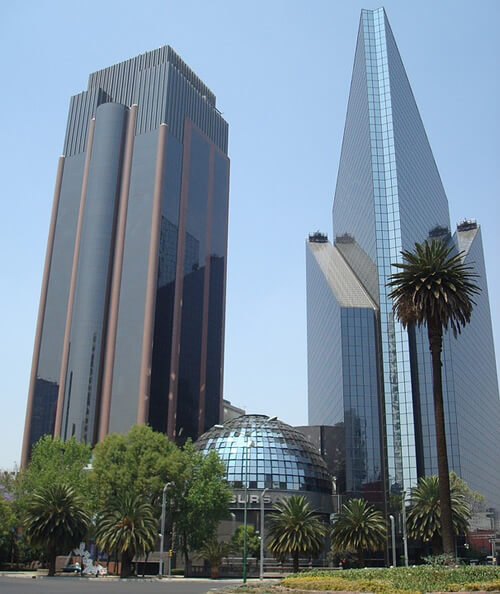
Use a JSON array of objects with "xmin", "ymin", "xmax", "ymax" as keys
[
  {"xmin": 22, "ymin": 47, "xmax": 229, "ymax": 464},
  {"xmin": 306, "ymin": 239, "xmax": 384, "ymax": 503},
  {"xmin": 197, "ymin": 415, "xmax": 332, "ymax": 494},
  {"xmin": 308, "ymin": 8, "xmax": 500, "ymax": 511},
  {"xmin": 449, "ymin": 225, "xmax": 500, "ymax": 509}
]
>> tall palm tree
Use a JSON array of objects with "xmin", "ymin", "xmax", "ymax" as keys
[
  {"xmin": 23, "ymin": 483, "xmax": 90, "ymax": 576},
  {"xmin": 387, "ymin": 239, "xmax": 479, "ymax": 554},
  {"xmin": 330, "ymin": 498, "xmax": 386, "ymax": 567},
  {"xmin": 407, "ymin": 475, "xmax": 471, "ymax": 552},
  {"xmin": 95, "ymin": 492, "xmax": 157, "ymax": 578},
  {"xmin": 267, "ymin": 495, "xmax": 326, "ymax": 572}
]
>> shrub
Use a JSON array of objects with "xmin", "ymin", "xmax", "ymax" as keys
[
  {"xmin": 283, "ymin": 566, "xmax": 500, "ymax": 592},
  {"xmin": 282, "ymin": 575, "xmax": 419, "ymax": 593},
  {"xmin": 423, "ymin": 553, "xmax": 456, "ymax": 567}
]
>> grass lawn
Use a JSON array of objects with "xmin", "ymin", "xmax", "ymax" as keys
[{"xmin": 219, "ymin": 565, "xmax": 500, "ymax": 593}]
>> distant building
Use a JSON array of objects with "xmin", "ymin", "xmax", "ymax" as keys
[
  {"xmin": 223, "ymin": 399, "xmax": 246, "ymax": 421},
  {"xmin": 22, "ymin": 47, "xmax": 230, "ymax": 465},
  {"xmin": 295, "ymin": 424, "xmax": 345, "ymax": 508},
  {"xmin": 306, "ymin": 8, "xmax": 500, "ymax": 511}
]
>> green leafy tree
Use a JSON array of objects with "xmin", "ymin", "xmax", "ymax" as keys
[
  {"xmin": 23, "ymin": 483, "xmax": 90, "ymax": 576},
  {"xmin": 91, "ymin": 425, "xmax": 183, "ymax": 510},
  {"xmin": 330, "ymin": 498, "xmax": 387, "ymax": 567},
  {"xmin": 388, "ymin": 239, "xmax": 479, "ymax": 554},
  {"xmin": 231, "ymin": 524, "xmax": 261, "ymax": 559},
  {"xmin": 171, "ymin": 442, "xmax": 232, "ymax": 567},
  {"xmin": 406, "ymin": 475, "xmax": 471, "ymax": 552},
  {"xmin": 95, "ymin": 491, "xmax": 157, "ymax": 578},
  {"xmin": 0, "ymin": 497, "xmax": 16, "ymax": 563},
  {"xmin": 450, "ymin": 472, "xmax": 486, "ymax": 513},
  {"xmin": 16, "ymin": 436, "xmax": 92, "ymax": 514},
  {"xmin": 0, "ymin": 471, "xmax": 16, "ymax": 494},
  {"xmin": 267, "ymin": 495, "xmax": 326, "ymax": 572},
  {"xmin": 91, "ymin": 426, "xmax": 230, "ymax": 568}
]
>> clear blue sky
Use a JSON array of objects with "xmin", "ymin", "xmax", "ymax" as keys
[{"xmin": 0, "ymin": 1, "xmax": 498, "ymax": 469}]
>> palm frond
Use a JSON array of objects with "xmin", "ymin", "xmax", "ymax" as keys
[
  {"xmin": 267, "ymin": 495, "xmax": 326, "ymax": 557},
  {"xmin": 387, "ymin": 239, "xmax": 480, "ymax": 336},
  {"xmin": 330, "ymin": 498, "xmax": 386, "ymax": 554}
]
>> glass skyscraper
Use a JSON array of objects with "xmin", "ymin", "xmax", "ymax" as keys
[
  {"xmin": 306, "ymin": 9, "xmax": 500, "ymax": 511},
  {"xmin": 22, "ymin": 47, "xmax": 230, "ymax": 466}
]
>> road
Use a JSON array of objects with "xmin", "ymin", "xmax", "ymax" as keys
[{"xmin": 0, "ymin": 576, "xmax": 248, "ymax": 594}]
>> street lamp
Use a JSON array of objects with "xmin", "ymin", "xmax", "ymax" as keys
[
  {"xmin": 401, "ymin": 491, "xmax": 409, "ymax": 567},
  {"xmin": 259, "ymin": 487, "xmax": 268, "ymax": 580},
  {"xmin": 239, "ymin": 415, "xmax": 277, "ymax": 584},
  {"xmin": 389, "ymin": 515, "xmax": 396, "ymax": 567},
  {"xmin": 242, "ymin": 438, "xmax": 254, "ymax": 584},
  {"xmin": 159, "ymin": 481, "xmax": 173, "ymax": 577}
]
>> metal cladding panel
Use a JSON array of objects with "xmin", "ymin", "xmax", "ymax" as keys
[
  {"xmin": 88, "ymin": 46, "xmax": 216, "ymax": 106},
  {"xmin": 63, "ymin": 46, "xmax": 228, "ymax": 158},
  {"xmin": 63, "ymin": 87, "xmax": 108, "ymax": 157},
  {"xmin": 134, "ymin": 63, "xmax": 169, "ymax": 135},
  {"xmin": 307, "ymin": 240, "xmax": 376, "ymax": 309},
  {"xmin": 165, "ymin": 65, "xmax": 228, "ymax": 153},
  {"xmin": 335, "ymin": 238, "xmax": 380, "ymax": 305}
]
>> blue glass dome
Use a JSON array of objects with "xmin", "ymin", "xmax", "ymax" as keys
[{"xmin": 196, "ymin": 415, "xmax": 332, "ymax": 494}]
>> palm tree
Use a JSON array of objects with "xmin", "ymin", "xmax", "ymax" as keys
[
  {"xmin": 198, "ymin": 539, "xmax": 233, "ymax": 578},
  {"xmin": 406, "ymin": 475, "xmax": 471, "ymax": 553},
  {"xmin": 387, "ymin": 239, "xmax": 479, "ymax": 554},
  {"xmin": 23, "ymin": 483, "xmax": 90, "ymax": 576},
  {"xmin": 95, "ymin": 492, "xmax": 157, "ymax": 578},
  {"xmin": 267, "ymin": 495, "xmax": 326, "ymax": 572},
  {"xmin": 330, "ymin": 498, "xmax": 386, "ymax": 567}
]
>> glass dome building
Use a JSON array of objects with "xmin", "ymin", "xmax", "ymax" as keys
[{"xmin": 196, "ymin": 415, "xmax": 333, "ymax": 514}]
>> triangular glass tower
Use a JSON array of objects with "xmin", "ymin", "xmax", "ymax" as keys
[{"xmin": 307, "ymin": 8, "xmax": 500, "ymax": 512}]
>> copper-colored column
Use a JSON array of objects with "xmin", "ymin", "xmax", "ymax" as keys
[
  {"xmin": 98, "ymin": 105, "xmax": 137, "ymax": 442},
  {"xmin": 218, "ymin": 156, "xmax": 231, "ymax": 423},
  {"xmin": 167, "ymin": 120, "xmax": 193, "ymax": 439},
  {"xmin": 20, "ymin": 156, "xmax": 66, "ymax": 467},
  {"xmin": 137, "ymin": 123, "xmax": 168, "ymax": 425},
  {"xmin": 54, "ymin": 117, "xmax": 96, "ymax": 437},
  {"xmin": 197, "ymin": 146, "xmax": 215, "ymax": 435}
]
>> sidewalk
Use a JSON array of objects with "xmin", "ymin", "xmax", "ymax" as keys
[{"xmin": 0, "ymin": 571, "xmax": 279, "ymax": 584}]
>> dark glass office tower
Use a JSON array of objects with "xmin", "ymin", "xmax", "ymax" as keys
[
  {"xmin": 22, "ymin": 47, "xmax": 230, "ymax": 466},
  {"xmin": 307, "ymin": 8, "xmax": 500, "ymax": 512}
]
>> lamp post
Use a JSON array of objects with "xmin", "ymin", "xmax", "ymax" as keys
[
  {"xmin": 259, "ymin": 488, "xmax": 268, "ymax": 580},
  {"xmin": 230, "ymin": 512, "xmax": 236, "ymax": 535},
  {"xmin": 241, "ymin": 416, "xmax": 276, "ymax": 584},
  {"xmin": 389, "ymin": 515, "xmax": 396, "ymax": 567},
  {"xmin": 401, "ymin": 491, "xmax": 409, "ymax": 567},
  {"xmin": 159, "ymin": 481, "xmax": 173, "ymax": 577},
  {"xmin": 242, "ymin": 438, "xmax": 254, "ymax": 584}
]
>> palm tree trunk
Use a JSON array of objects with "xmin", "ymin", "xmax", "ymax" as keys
[
  {"xmin": 293, "ymin": 550, "xmax": 299, "ymax": 573},
  {"xmin": 48, "ymin": 544, "xmax": 57, "ymax": 576},
  {"xmin": 120, "ymin": 550, "xmax": 132, "ymax": 578},
  {"xmin": 428, "ymin": 320, "xmax": 454, "ymax": 555},
  {"xmin": 358, "ymin": 549, "xmax": 364, "ymax": 568}
]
